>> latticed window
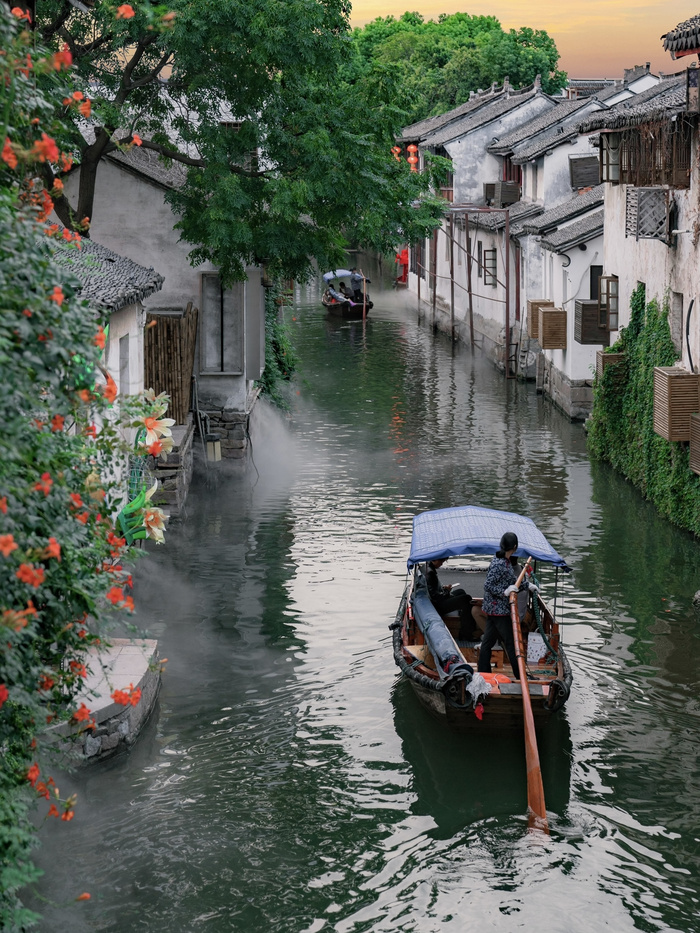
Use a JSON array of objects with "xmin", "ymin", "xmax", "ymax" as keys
[
  {"xmin": 625, "ymin": 187, "xmax": 673, "ymax": 242},
  {"xmin": 598, "ymin": 275, "xmax": 619, "ymax": 331},
  {"xmin": 616, "ymin": 120, "xmax": 692, "ymax": 188},
  {"xmin": 483, "ymin": 248, "xmax": 497, "ymax": 286}
]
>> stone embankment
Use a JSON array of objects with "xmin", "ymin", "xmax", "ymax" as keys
[{"xmin": 51, "ymin": 638, "xmax": 161, "ymax": 764}]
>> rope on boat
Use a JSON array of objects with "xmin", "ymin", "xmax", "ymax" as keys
[{"xmin": 530, "ymin": 572, "xmax": 571, "ymax": 712}]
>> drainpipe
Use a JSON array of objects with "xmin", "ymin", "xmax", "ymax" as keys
[{"xmin": 505, "ymin": 209, "xmax": 511, "ymax": 378}]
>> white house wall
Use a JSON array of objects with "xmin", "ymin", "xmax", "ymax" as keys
[
  {"xmin": 541, "ymin": 137, "xmax": 600, "ymax": 209},
  {"xmin": 603, "ymin": 181, "xmax": 697, "ymax": 366},
  {"xmin": 62, "ymin": 161, "xmax": 262, "ymax": 413},
  {"xmin": 444, "ymin": 97, "xmax": 555, "ymax": 204}
]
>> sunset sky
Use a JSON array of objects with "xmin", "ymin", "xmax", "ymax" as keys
[{"xmin": 350, "ymin": 1, "xmax": 699, "ymax": 79}]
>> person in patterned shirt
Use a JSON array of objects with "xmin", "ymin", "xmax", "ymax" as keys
[{"xmin": 477, "ymin": 532, "xmax": 539, "ymax": 679}]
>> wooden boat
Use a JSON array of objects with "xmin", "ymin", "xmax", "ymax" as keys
[
  {"xmin": 321, "ymin": 294, "xmax": 373, "ymax": 318},
  {"xmin": 391, "ymin": 506, "xmax": 573, "ymax": 731}
]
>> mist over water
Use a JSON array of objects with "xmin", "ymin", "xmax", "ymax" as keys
[{"xmin": 31, "ymin": 261, "xmax": 700, "ymax": 932}]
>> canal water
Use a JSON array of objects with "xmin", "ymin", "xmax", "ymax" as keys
[{"xmin": 33, "ymin": 262, "xmax": 700, "ymax": 932}]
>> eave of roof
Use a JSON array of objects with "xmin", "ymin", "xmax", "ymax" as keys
[
  {"xmin": 461, "ymin": 199, "xmax": 543, "ymax": 231},
  {"xmin": 663, "ymin": 16, "xmax": 700, "ymax": 55},
  {"xmin": 488, "ymin": 98, "xmax": 590, "ymax": 154},
  {"xmin": 423, "ymin": 85, "xmax": 546, "ymax": 148},
  {"xmin": 578, "ymin": 76, "xmax": 686, "ymax": 132},
  {"xmin": 511, "ymin": 126, "xmax": 580, "ymax": 163},
  {"xmin": 540, "ymin": 208, "xmax": 604, "ymax": 252},
  {"xmin": 521, "ymin": 185, "xmax": 605, "ymax": 234},
  {"xmin": 398, "ymin": 86, "xmax": 507, "ymax": 144},
  {"xmin": 48, "ymin": 234, "xmax": 164, "ymax": 313}
]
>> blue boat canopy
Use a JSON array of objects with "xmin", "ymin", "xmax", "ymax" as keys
[{"xmin": 407, "ymin": 506, "xmax": 570, "ymax": 570}]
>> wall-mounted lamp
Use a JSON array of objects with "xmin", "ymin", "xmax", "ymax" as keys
[{"xmin": 205, "ymin": 433, "xmax": 222, "ymax": 462}]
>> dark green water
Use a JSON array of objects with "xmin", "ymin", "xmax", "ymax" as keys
[{"xmin": 32, "ymin": 262, "xmax": 700, "ymax": 932}]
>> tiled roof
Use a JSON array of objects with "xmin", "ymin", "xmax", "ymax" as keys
[
  {"xmin": 49, "ymin": 235, "xmax": 164, "ymax": 312},
  {"xmin": 663, "ymin": 16, "xmax": 700, "ymax": 56},
  {"xmin": 578, "ymin": 75, "xmax": 686, "ymax": 132},
  {"xmin": 107, "ymin": 146, "xmax": 189, "ymax": 190},
  {"xmin": 462, "ymin": 199, "xmax": 543, "ymax": 231},
  {"xmin": 594, "ymin": 82, "xmax": 629, "ymax": 102},
  {"xmin": 425, "ymin": 86, "xmax": 545, "ymax": 148},
  {"xmin": 511, "ymin": 125, "xmax": 580, "ymax": 163},
  {"xmin": 399, "ymin": 86, "xmax": 507, "ymax": 144},
  {"xmin": 540, "ymin": 208, "xmax": 604, "ymax": 252},
  {"xmin": 522, "ymin": 185, "xmax": 605, "ymax": 234},
  {"xmin": 489, "ymin": 99, "xmax": 590, "ymax": 154}
]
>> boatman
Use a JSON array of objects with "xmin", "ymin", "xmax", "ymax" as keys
[{"xmin": 350, "ymin": 267, "xmax": 369, "ymax": 302}]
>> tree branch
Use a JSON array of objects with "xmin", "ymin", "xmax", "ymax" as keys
[
  {"xmin": 134, "ymin": 138, "xmax": 206, "ymax": 167},
  {"xmin": 125, "ymin": 51, "xmax": 173, "ymax": 90},
  {"xmin": 37, "ymin": 163, "xmax": 76, "ymax": 229},
  {"xmin": 41, "ymin": 2, "xmax": 72, "ymax": 41},
  {"xmin": 113, "ymin": 34, "xmax": 159, "ymax": 108}
]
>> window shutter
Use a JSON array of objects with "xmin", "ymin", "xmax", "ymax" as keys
[
  {"xmin": 625, "ymin": 187, "xmax": 670, "ymax": 242},
  {"xmin": 598, "ymin": 275, "xmax": 619, "ymax": 331},
  {"xmin": 569, "ymin": 155, "xmax": 600, "ymax": 188}
]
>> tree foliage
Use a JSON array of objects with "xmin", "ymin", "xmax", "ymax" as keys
[
  {"xmin": 347, "ymin": 11, "xmax": 567, "ymax": 125},
  {"xmin": 34, "ymin": 0, "xmax": 448, "ymax": 284}
]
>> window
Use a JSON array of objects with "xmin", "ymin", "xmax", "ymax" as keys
[
  {"xmin": 570, "ymin": 155, "xmax": 600, "ymax": 189},
  {"xmin": 589, "ymin": 265, "xmax": 603, "ymax": 301},
  {"xmin": 598, "ymin": 274, "xmax": 619, "ymax": 331},
  {"xmin": 118, "ymin": 334, "xmax": 129, "ymax": 396},
  {"xmin": 200, "ymin": 273, "xmax": 244, "ymax": 374},
  {"xmin": 614, "ymin": 121, "xmax": 692, "ymax": 188},
  {"xmin": 410, "ymin": 240, "xmax": 425, "ymax": 279},
  {"xmin": 625, "ymin": 187, "xmax": 672, "ymax": 242},
  {"xmin": 503, "ymin": 155, "xmax": 522, "ymax": 185},
  {"xmin": 483, "ymin": 248, "xmax": 497, "ymax": 286},
  {"xmin": 670, "ymin": 291, "xmax": 683, "ymax": 355},
  {"xmin": 477, "ymin": 241, "xmax": 483, "ymax": 278}
]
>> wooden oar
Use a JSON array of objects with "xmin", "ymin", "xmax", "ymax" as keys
[{"xmin": 509, "ymin": 557, "xmax": 549, "ymax": 834}]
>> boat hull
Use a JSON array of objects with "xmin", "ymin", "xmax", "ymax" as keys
[
  {"xmin": 392, "ymin": 581, "xmax": 572, "ymax": 732},
  {"xmin": 322, "ymin": 298, "xmax": 372, "ymax": 318}
]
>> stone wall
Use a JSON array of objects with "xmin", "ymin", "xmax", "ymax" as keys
[
  {"xmin": 150, "ymin": 416, "xmax": 194, "ymax": 517},
  {"xmin": 50, "ymin": 639, "xmax": 161, "ymax": 765},
  {"xmin": 204, "ymin": 408, "xmax": 249, "ymax": 459}
]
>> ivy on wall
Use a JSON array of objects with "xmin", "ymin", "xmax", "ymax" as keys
[
  {"xmin": 256, "ymin": 284, "xmax": 299, "ymax": 410},
  {"xmin": 587, "ymin": 283, "xmax": 700, "ymax": 536}
]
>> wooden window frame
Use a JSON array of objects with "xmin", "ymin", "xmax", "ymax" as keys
[
  {"xmin": 598, "ymin": 274, "xmax": 619, "ymax": 331},
  {"xmin": 483, "ymin": 248, "xmax": 497, "ymax": 287}
]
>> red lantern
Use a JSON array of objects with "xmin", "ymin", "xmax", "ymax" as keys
[
  {"xmin": 391, "ymin": 146, "xmax": 401, "ymax": 162},
  {"xmin": 406, "ymin": 143, "xmax": 418, "ymax": 172}
]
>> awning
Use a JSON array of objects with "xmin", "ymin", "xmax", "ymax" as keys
[{"xmin": 407, "ymin": 506, "xmax": 569, "ymax": 569}]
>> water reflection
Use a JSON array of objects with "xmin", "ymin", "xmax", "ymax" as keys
[{"xmin": 28, "ymin": 256, "xmax": 700, "ymax": 933}]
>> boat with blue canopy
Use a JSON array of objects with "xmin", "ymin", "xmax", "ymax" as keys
[
  {"xmin": 392, "ymin": 506, "xmax": 573, "ymax": 731},
  {"xmin": 321, "ymin": 270, "xmax": 373, "ymax": 318}
]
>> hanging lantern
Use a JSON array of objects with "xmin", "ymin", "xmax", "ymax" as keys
[
  {"xmin": 391, "ymin": 145, "xmax": 402, "ymax": 162},
  {"xmin": 407, "ymin": 144, "xmax": 419, "ymax": 172}
]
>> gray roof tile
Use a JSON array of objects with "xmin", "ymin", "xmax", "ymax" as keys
[
  {"xmin": 462, "ymin": 198, "xmax": 543, "ymax": 231},
  {"xmin": 521, "ymin": 185, "xmax": 605, "ymax": 233},
  {"xmin": 425, "ymin": 87, "xmax": 544, "ymax": 148},
  {"xmin": 663, "ymin": 16, "xmax": 700, "ymax": 55},
  {"xmin": 511, "ymin": 125, "xmax": 581, "ymax": 163},
  {"xmin": 578, "ymin": 75, "xmax": 686, "ymax": 132},
  {"xmin": 488, "ymin": 98, "xmax": 590, "ymax": 154},
  {"xmin": 49, "ymin": 235, "xmax": 164, "ymax": 312},
  {"xmin": 399, "ymin": 85, "xmax": 508, "ymax": 143},
  {"xmin": 540, "ymin": 208, "xmax": 604, "ymax": 251},
  {"xmin": 107, "ymin": 146, "xmax": 189, "ymax": 190}
]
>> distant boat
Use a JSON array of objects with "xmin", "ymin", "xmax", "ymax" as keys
[
  {"xmin": 321, "ymin": 294, "xmax": 373, "ymax": 318},
  {"xmin": 321, "ymin": 270, "xmax": 373, "ymax": 318},
  {"xmin": 392, "ymin": 505, "xmax": 573, "ymax": 730}
]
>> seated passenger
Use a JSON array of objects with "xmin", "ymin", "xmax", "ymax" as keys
[{"xmin": 425, "ymin": 557, "xmax": 482, "ymax": 641}]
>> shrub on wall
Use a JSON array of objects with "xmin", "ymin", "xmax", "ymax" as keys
[
  {"xmin": 587, "ymin": 284, "xmax": 700, "ymax": 536},
  {"xmin": 256, "ymin": 285, "xmax": 299, "ymax": 410}
]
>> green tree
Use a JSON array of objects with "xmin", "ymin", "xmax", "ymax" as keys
[
  {"xmin": 34, "ymin": 0, "xmax": 447, "ymax": 284},
  {"xmin": 348, "ymin": 11, "xmax": 567, "ymax": 124}
]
